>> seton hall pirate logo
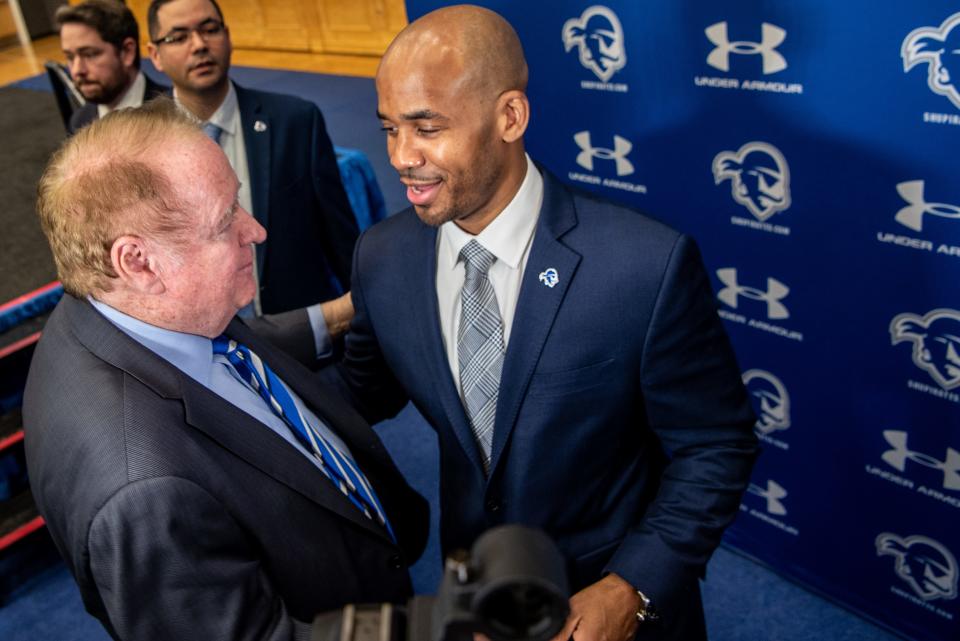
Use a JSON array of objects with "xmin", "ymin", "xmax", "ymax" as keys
[
  {"xmin": 713, "ymin": 142, "xmax": 791, "ymax": 221},
  {"xmin": 902, "ymin": 11, "xmax": 960, "ymax": 110},
  {"xmin": 876, "ymin": 533, "xmax": 959, "ymax": 602},
  {"xmin": 562, "ymin": 5, "xmax": 626, "ymax": 82},
  {"xmin": 890, "ymin": 308, "xmax": 960, "ymax": 390},
  {"xmin": 742, "ymin": 369, "xmax": 790, "ymax": 435}
]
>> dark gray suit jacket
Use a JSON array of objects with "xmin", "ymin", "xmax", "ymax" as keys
[{"xmin": 23, "ymin": 295, "xmax": 427, "ymax": 641}]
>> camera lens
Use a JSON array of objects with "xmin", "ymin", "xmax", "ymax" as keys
[{"xmin": 476, "ymin": 581, "xmax": 568, "ymax": 641}]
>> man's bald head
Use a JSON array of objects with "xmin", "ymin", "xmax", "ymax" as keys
[
  {"xmin": 379, "ymin": 4, "xmax": 527, "ymax": 98},
  {"xmin": 376, "ymin": 5, "xmax": 531, "ymax": 233}
]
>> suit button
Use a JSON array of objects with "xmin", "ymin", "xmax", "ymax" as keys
[
  {"xmin": 485, "ymin": 499, "xmax": 502, "ymax": 513},
  {"xmin": 388, "ymin": 555, "xmax": 403, "ymax": 570}
]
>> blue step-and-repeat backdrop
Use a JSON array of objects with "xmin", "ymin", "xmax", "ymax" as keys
[{"xmin": 403, "ymin": 2, "xmax": 959, "ymax": 639}]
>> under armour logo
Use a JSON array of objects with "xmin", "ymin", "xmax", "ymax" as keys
[
  {"xmin": 562, "ymin": 5, "xmax": 627, "ymax": 82},
  {"xmin": 706, "ymin": 21, "xmax": 787, "ymax": 74},
  {"xmin": 574, "ymin": 131, "xmax": 635, "ymax": 176},
  {"xmin": 902, "ymin": 12, "xmax": 960, "ymax": 110},
  {"xmin": 882, "ymin": 430, "xmax": 960, "ymax": 490},
  {"xmin": 742, "ymin": 369, "xmax": 791, "ymax": 435},
  {"xmin": 747, "ymin": 479, "xmax": 787, "ymax": 515},
  {"xmin": 713, "ymin": 142, "xmax": 791, "ymax": 221},
  {"xmin": 895, "ymin": 181, "xmax": 960, "ymax": 232},
  {"xmin": 876, "ymin": 533, "xmax": 958, "ymax": 601},
  {"xmin": 716, "ymin": 268, "xmax": 790, "ymax": 320},
  {"xmin": 890, "ymin": 308, "xmax": 960, "ymax": 390}
]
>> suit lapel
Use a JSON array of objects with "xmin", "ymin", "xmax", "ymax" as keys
[
  {"xmin": 179, "ymin": 382, "xmax": 387, "ymax": 540},
  {"xmin": 409, "ymin": 221, "xmax": 488, "ymax": 476},
  {"xmin": 236, "ymin": 84, "xmax": 271, "ymax": 273},
  {"xmin": 220, "ymin": 318, "xmax": 396, "ymax": 540},
  {"xmin": 490, "ymin": 172, "xmax": 581, "ymax": 475},
  {"xmin": 228, "ymin": 319, "xmax": 386, "ymax": 464},
  {"xmin": 65, "ymin": 297, "xmax": 388, "ymax": 541}
]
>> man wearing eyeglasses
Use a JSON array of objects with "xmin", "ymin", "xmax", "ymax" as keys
[
  {"xmin": 56, "ymin": 0, "xmax": 168, "ymax": 134},
  {"xmin": 147, "ymin": 0, "xmax": 359, "ymax": 319}
]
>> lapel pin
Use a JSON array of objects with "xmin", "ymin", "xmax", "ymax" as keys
[
  {"xmin": 538, "ymin": 268, "xmax": 559, "ymax": 288},
  {"xmin": 254, "ymin": 120, "xmax": 267, "ymax": 132}
]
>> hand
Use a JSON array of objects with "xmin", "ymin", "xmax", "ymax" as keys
[
  {"xmin": 550, "ymin": 574, "xmax": 641, "ymax": 641},
  {"xmin": 320, "ymin": 291, "xmax": 354, "ymax": 338}
]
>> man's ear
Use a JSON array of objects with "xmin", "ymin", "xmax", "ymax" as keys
[
  {"xmin": 498, "ymin": 90, "xmax": 530, "ymax": 144},
  {"xmin": 119, "ymin": 36, "xmax": 138, "ymax": 70},
  {"xmin": 111, "ymin": 235, "xmax": 167, "ymax": 295},
  {"xmin": 146, "ymin": 41, "xmax": 163, "ymax": 73}
]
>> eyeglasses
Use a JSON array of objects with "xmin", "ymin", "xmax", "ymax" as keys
[{"xmin": 152, "ymin": 19, "xmax": 226, "ymax": 47}]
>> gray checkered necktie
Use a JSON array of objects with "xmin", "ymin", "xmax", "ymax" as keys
[{"xmin": 457, "ymin": 240, "xmax": 504, "ymax": 473}]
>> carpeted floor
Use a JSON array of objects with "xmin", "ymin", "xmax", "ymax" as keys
[{"xmin": 0, "ymin": 87, "xmax": 61, "ymax": 305}]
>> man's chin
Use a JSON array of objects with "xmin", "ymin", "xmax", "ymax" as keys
[
  {"xmin": 413, "ymin": 204, "xmax": 458, "ymax": 228},
  {"xmin": 79, "ymin": 87, "xmax": 104, "ymax": 102},
  {"xmin": 188, "ymin": 73, "xmax": 229, "ymax": 94}
]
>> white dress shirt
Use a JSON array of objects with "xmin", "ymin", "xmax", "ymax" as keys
[
  {"xmin": 96, "ymin": 71, "xmax": 146, "ymax": 118},
  {"xmin": 437, "ymin": 154, "xmax": 544, "ymax": 391}
]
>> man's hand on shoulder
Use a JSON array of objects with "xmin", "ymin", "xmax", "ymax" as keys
[
  {"xmin": 320, "ymin": 291, "xmax": 354, "ymax": 339},
  {"xmin": 550, "ymin": 574, "xmax": 641, "ymax": 641}
]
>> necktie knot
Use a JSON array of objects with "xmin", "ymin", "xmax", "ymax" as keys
[
  {"xmin": 202, "ymin": 121, "xmax": 223, "ymax": 145},
  {"xmin": 460, "ymin": 240, "xmax": 497, "ymax": 277},
  {"xmin": 211, "ymin": 335, "xmax": 234, "ymax": 356}
]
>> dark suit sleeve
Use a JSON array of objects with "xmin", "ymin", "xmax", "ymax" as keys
[
  {"xmin": 68, "ymin": 104, "xmax": 96, "ymax": 135},
  {"xmin": 88, "ymin": 477, "xmax": 313, "ymax": 641},
  {"xmin": 309, "ymin": 105, "xmax": 360, "ymax": 291},
  {"xmin": 318, "ymin": 230, "xmax": 409, "ymax": 424},
  {"xmin": 604, "ymin": 234, "xmax": 758, "ymax": 608},
  {"xmin": 246, "ymin": 307, "xmax": 319, "ymax": 368}
]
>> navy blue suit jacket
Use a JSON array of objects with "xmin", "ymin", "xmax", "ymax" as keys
[
  {"xmin": 235, "ymin": 84, "xmax": 359, "ymax": 314},
  {"xmin": 335, "ymin": 168, "xmax": 758, "ymax": 634}
]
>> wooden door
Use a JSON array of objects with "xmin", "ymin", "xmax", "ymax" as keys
[{"xmin": 308, "ymin": 0, "xmax": 408, "ymax": 55}]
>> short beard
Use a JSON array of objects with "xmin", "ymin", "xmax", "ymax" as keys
[
  {"xmin": 414, "ymin": 172, "xmax": 500, "ymax": 229},
  {"xmin": 78, "ymin": 79, "xmax": 127, "ymax": 106}
]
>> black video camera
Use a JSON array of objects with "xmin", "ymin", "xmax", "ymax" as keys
[{"xmin": 311, "ymin": 525, "xmax": 570, "ymax": 641}]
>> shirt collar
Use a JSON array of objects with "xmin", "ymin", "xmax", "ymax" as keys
[
  {"xmin": 172, "ymin": 81, "xmax": 238, "ymax": 136},
  {"xmin": 96, "ymin": 71, "xmax": 146, "ymax": 118},
  {"xmin": 88, "ymin": 296, "xmax": 214, "ymax": 386},
  {"xmin": 206, "ymin": 82, "xmax": 239, "ymax": 136},
  {"xmin": 440, "ymin": 154, "xmax": 543, "ymax": 270}
]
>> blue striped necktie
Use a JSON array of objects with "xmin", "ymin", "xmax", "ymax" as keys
[
  {"xmin": 202, "ymin": 121, "xmax": 223, "ymax": 145},
  {"xmin": 457, "ymin": 240, "xmax": 504, "ymax": 473},
  {"xmin": 212, "ymin": 336, "xmax": 394, "ymax": 540}
]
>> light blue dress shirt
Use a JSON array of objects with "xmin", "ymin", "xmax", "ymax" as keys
[{"xmin": 88, "ymin": 298, "xmax": 354, "ymax": 467}]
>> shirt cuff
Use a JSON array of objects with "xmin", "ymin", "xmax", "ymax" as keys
[{"xmin": 305, "ymin": 303, "xmax": 333, "ymax": 360}]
